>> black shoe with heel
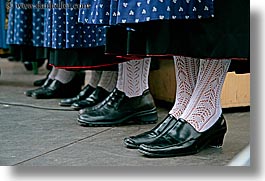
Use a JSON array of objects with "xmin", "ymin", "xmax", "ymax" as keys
[
  {"xmin": 25, "ymin": 78, "xmax": 53, "ymax": 97},
  {"xmin": 77, "ymin": 88, "xmax": 158, "ymax": 126},
  {"xmin": 138, "ymin": 114, "xmax": 227, "ymax": 157},
  {"xmin": 31, "ymin": 72, "xmax": 85, "ymax": 99}
]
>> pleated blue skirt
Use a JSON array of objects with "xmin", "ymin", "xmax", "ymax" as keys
[
  {"xmin": 78, "ymin": 0, "xmax": 215, "ymax": 25},
  {"xmin": 44, "ymin": 0, "xmax": 106, "ymax": 49},
  {"xmin": 0, "ymin": 0, "xmax": 8, "ymax": 49}
]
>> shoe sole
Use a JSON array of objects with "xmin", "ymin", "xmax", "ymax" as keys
[
  {"xmin": 77, "ymin": 108, "xmax": 158, "ymax": 127},
  {"xmin": 124, "ymin": 142, "xmax": 139, "ymax": 149},
  {"xmin": 58, "ymin": 103, "xmax": 72, "ymax": 107},
  {"xmin": 24, "ymin": 92, "xmax": 33, "ymax": 97}
]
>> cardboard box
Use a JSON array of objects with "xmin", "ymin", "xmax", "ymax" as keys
[{"xmin": 149, "ymin": 59, "xmax": 250, "ymax": 108}]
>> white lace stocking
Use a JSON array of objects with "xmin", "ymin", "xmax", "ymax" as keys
[
  {"xmin": 169, "ymin": 56, "xmax": 199, "ymax": 119},
  {"xmin": 180, "ymin": 59, "xmax": 231, "ymax": 132},
  {"xmin": 48, "ymin": 67, "xmax": 58, "ymax": 80},
  {"xmin": 97, "ymin": 71, "xmax": 118, "ymax": 92},
  {"xmin": 116, "ymin": 58, "xmax": 151, "ymax": 97},
  {"xmin": 55, "ymin": 69, "xmax": 76, "ymax": 84},
  {"xmin": 85, "ymin": 70, "xmax": 102, "ymax": 88}
]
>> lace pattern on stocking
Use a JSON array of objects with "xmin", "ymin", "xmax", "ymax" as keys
[
  {"xmin": 169, "ymin": 56, "xmax": 199, "ymax": 119},
  {"xmin": 97, "ymin": 71, "xmax": 118, "ymax": 92},
  {"xmin": 55, "ymin": 69, "xmax": 76, "ymax": 84},
  {"xmin": 48, "ymin": 67, "xmax": 59, "ymax": 80},
  {"xmin": 116, "ymin": 58, "xmax": 151, "ymax": 97},
  {"xmin": 180, "ymin": 59, "xmax": 231, "ymax": 132},
  {"xmin": 85, "ymin": 70, "xmax": 102, "ymax": 88}
]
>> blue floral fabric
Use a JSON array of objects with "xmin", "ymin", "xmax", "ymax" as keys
[
  {"xmin": 6, "ymin": 0, "xmax": 44, "ymax": 47},
  {"xmin": 0, "ymin": 0, "xmax": 9, "ymax": 48},
  {"xmin": 44, "ymin": 0, "xmax": 106, "ymax": 49},
  {"xmin": 78, "ymin": 0, "xmax": 215, "ymax": 25},
  {"xmin": 6, "ymin": 0, "xmax": 33, "ymax": 45},
  {"xmin": 32, "ymin": 0, "xmax": 45, "ymax": 47},
  {"xmin": 78, "ymin": 0, "xmax": 111, "ymax": 25},
  {"xmin": 6, "ymin": 0, "xmax": 106, "ymax": 49}
]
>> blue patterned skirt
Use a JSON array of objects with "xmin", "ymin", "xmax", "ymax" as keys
[
  {"xmin": 6, "ymin": 0, "xmax": 48, "ymax": 61},
  {"xmin": 78, "ymin": 0, "xmax": 249, "ymax": 73},
  {"xmin": 44, "ymin": 0, "xmax": 106, "ymax": 49},
  {"xmin": 7, "ymin": 0, "xmax": 33, "ymax": 46},
  {"xmin": 44, "ymin": 0, "xmax": 119, "ymax": 69},
  {"xmin": 79, "ymin": 0, "xmax": 215, "ymax": 25},
  {"xmin": 0, "ymin": 0, "xmax": 9, "ymax": 49}
]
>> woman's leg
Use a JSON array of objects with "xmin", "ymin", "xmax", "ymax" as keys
[
  {"xmin": 116, "ymin": 58, "xmax": 150, "ymax": 97},
  {"xmin": 124, "ymin": 56, "xmax": 200, "ymax": 148},
  {"xmin": 59, "ymin": 70, "xmax": 103, "ymax": 107},
  {"xmin": 72, "ymin": 70, "xmax": 118, "ymax": 110},
  {"xmin": 78, "ymin": 58, "xmax": 158, "ymax": 126},
  {"xmin": 179, "ymin": 59, "xmax": 231, "ymax": 132},
  {"xmin": 169, "ymin": 56, "xmax": 200, "ymax": 119},
  {"xmin": 138, "ymin": 59, "xmax": 231, "ymax": 157}
]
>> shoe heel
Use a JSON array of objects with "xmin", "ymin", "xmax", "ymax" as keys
[
  {"xmin": 137, "ymin": 112, "xmax": 158, "ymax": 124},
  {"xmin": 208, "ymin": 133, "xmax": 226, "ymax": 148}
]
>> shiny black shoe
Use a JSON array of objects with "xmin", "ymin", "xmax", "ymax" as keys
[
  {"xmin": 124, "ymin": 114, "xmax": 178, "ymax": 149},
  {"xmin": 24, "ymin": 78, "xmax": 53, "ymax": 97},
  {"xmin": 33, "ymin": 77, "xmax": 48, "ymax": 87},
  {"xmin": 71, "ymin": 86, "xmax": 110, "ymax": 110},
  {"xmin": 77, "ymin": 88, "xmax": 158, "ymax": 126},
  {"xmin": 33, "ymin": 71, "xmax": 50, "ymax": 87},
  {"xmin": 77, "ymin": 91, "xmax": 110, "ymax": 115},
  {"xmin": 31, "ymin": 72, "xmax": 85, "ymax": 99},
  {"xmin": 138, "ymin": 115, "xmax": 227, "ymax": 157},
  {"xmin": 59, "ymin": 84, "xmax": 95, "ymax": 107}
]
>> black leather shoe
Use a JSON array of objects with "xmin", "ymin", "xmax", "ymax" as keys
[
  {"xmin": 138, "ymin": 115, "xmax": 227, "ymax": 157},
  {"xmin": 71, "ymin": 86, "xmax": 110, "ymax": 110},
  {"xmin": 77, "ymin": 92, "xmax": 109, "ymax": 115},
  {"xmin": 33, "ymin": 77, "xmax": 48, "ymax": 87},
  {"xmin": 59, "ymin": 84, "xmax": 95, "ymax": 107},
  {"xmin": 33, "ymin": 70, "xmax": 50, "ymax": 87},
  {"xmin": 24, "ymin": 78, "xmax": 53, "ymax": 97},
  {"xmin": 77, "ymin": 88, "xmax": 158, "ymax": 126},
  {"xmin": 31, "ymin": 72, "xmax": 85, "ymax": 99},
  {"xmin": 124, "ymin": 114, "xmax": 178, "ymax": 149}
]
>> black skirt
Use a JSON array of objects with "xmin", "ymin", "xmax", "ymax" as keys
[
  {"xmin": 8, "ymin": 45, "xmax": 48, "ymax": 62},
  {"xmin": 48, "ymin": 47, "xmax": 119, "ymax": 71}
]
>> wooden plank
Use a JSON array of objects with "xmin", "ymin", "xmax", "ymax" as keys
[{"xmin": 149, "ymin": 60, "xmax": 250, "ymax": 108}]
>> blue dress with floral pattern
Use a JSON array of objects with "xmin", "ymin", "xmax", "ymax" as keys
[
  {"xmin": 0, "ymin": 0, "xmax": 9, "ymax": 48},
  {"xmin": 44, "ymin": 0, "xmax": 106, "ymax": 49},
  {"xmin": 78, "ymin": 0, "xmax": 215, "ymax": 25}
]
